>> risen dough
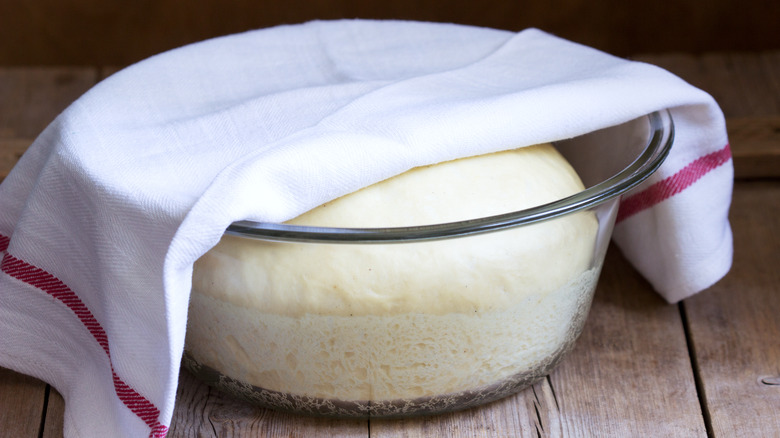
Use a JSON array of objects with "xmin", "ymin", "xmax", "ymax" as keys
[{"xmin": 187, "ymin": 144, "xmax": 599, "ymax": 406}]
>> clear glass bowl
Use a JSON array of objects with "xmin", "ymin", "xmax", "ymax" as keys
[{"xmin": 183, "ymin": 111, "xmax": 674, "ymax": 418}]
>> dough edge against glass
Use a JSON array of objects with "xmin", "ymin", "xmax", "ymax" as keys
[{"xmin": 191, "ymin": 143, "xmax": 599, "ymax": 317}]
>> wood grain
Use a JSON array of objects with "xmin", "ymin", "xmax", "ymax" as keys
[
  {"xmin": 0, "ymin": 67, "xmax": 96, "ymax": 139},
  {"xmin": 636, "ymin": 51, "xmax": 780, "ymax": 179},
  {"xmin": 0, "ymin": 367, "xmax": 47, "ymax": 438},
  {"xmin": 168, "ymin": 370, "xmax": 368, "ymax": 437},
  {"xmin": 0, "ymin": 68, "xmax": 97, "ymax": 438},
  {"xmin": 634, "ymin": 51, "xmax": 780, "ymax": 118},
  {"xmin": 41, "ymin": 388, "xmax": 65, "ymax": 438},
  {"xmin": 0, "ymin": 138, "xmax": 33, "ymax": 181},
  {"xmin": 370, "ymin": 247, "xmax": 708, "ymax": 437},
  {"xmin": 168, "ymin": 248, "xmax": 709, "ymax": 437},
  {"xmin": 726, "ymin": 116, "xmax": 780, "ymax": 178},
  {"xmin": 370, "ymin": 378, "xmax": 556, "ymax": 437},
  {"xmin": 682, "ymin": 181, "xmax": 780, "ymax": 437},
  {"xmin": 0, "ymin": 0, "xmax": 777, "ymax": 66},
  {"xmin": 549, "ymin": 248, "xmax": 707, "ymax": 437}
]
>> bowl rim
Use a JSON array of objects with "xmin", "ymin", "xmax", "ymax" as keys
[{"xmin": 225, "ymin": 110, "xmax": 674, "ymax": 243}]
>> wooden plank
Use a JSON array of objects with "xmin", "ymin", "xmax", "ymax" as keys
[
  {"xmin": 633, "ymin": 51, "xmax": 780, "ymax": 118},
  {"xmin": 547, "ymin": 248, "xmax": 707, "ymax": 437},
  {"xmin": 369, "ymin": 249, "xmax": 706, "ymax": 438},
  {"xmin": 2, "ymin": 1, "xmax": 779, "ymax": 66},
  {"xmin": 168, "ymin": 369, "xmax": 368, "ymax": 437},
  {"xmin": 0, "ymin": 67, "xmax": 98, "ymax": 180},
  {"xmin": 0, "ymin": 138, "xmax": 32, "ymax": 181},
  {"xmin": 634, "ymin": 51, "xmax": 780, "ymax": 179},
  {"xmin": 372, "ymin": 245, "xmax": 707, "ymax": 437},
  {"xmin": 682, "ymin": 181, "xmax": 780, "ymax": 437},
  {"xmin": 726, "ymin": 116, "xmax": 780, "ymax": 179},
  {"xmin": 1, "ymin": 121, "xmax": 777, "ymax": 184},
  {"xmin": 0, "ymin": 67, "xmax": 97, "ymax": 437},
  {"xmin": 0, "ymin": 367, "xmax": 47, "ymax": 438},
  {"xmin": 0, "ymin": 67, "xmax": 96, "ymax": 139},
  {"xmin": 175, "ymin": 246, "xmax": 708, "ymax": 438},
  {"xmin": 41, "ymin": 387, "xmax": 66, "ymax": 438},
  {"xmin": 99, "ymin": 66, "xmax": 123, "ymax": 81},
  {"xmin": 695, "ymin": 52, "xmax": 780, "ymax": 117},
  {"xmin": 370, "ymin": 378, "xmax": 556, "ymax": 437}
]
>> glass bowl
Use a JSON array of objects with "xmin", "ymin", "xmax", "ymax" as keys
[{"xmin": 183, "ymin": 111, "xmax": 673, "ymax": 418}]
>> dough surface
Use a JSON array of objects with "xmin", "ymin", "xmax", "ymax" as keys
[{"xmin": 187, "ymin": 144, "xmax": 600, "ymax": 404}]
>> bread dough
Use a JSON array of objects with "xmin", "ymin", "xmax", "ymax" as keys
[{"xmin": 186, "ymin": 144, "xmax": 599, "ymax": 407}]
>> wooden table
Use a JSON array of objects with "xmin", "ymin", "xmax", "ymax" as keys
[{"xmin": 1, "ymin": 52, "xmax": 778, "ymax": 437}]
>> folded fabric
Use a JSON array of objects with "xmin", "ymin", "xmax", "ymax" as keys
[{"xmin": 0, "ymin": 20, "xmax": 732, "ymax": 437}]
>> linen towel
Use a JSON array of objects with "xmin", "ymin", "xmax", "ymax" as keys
[{"xmin": 0, "ymin": 20, "xmax": 732, "ymax": 437}]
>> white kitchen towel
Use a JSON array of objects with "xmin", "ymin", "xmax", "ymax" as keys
[{"xmin": 0, "ymin": 20, "xmax": 732, "ymax": 437}]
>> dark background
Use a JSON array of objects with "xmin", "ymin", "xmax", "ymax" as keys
[{"xmin": 0, "ymin": 0, "xmax": 778, "ymax": 66}]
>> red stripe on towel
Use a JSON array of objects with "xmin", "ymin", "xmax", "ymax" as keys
[
  {"xmin": 616, "ymin": 144, "xmax": 732, "ymax": 223},
  {"xmin": 0, "ymin": 241, "xmax": 168, "ymax": 438}
]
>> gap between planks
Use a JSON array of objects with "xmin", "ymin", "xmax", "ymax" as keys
[
  {"xmin": 678, "ymin": 303, "xmax": 715, "ymax": 438},
  {"xmin": 681, "ymin": 181, "xmax": 780, "ymax": 437}
]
